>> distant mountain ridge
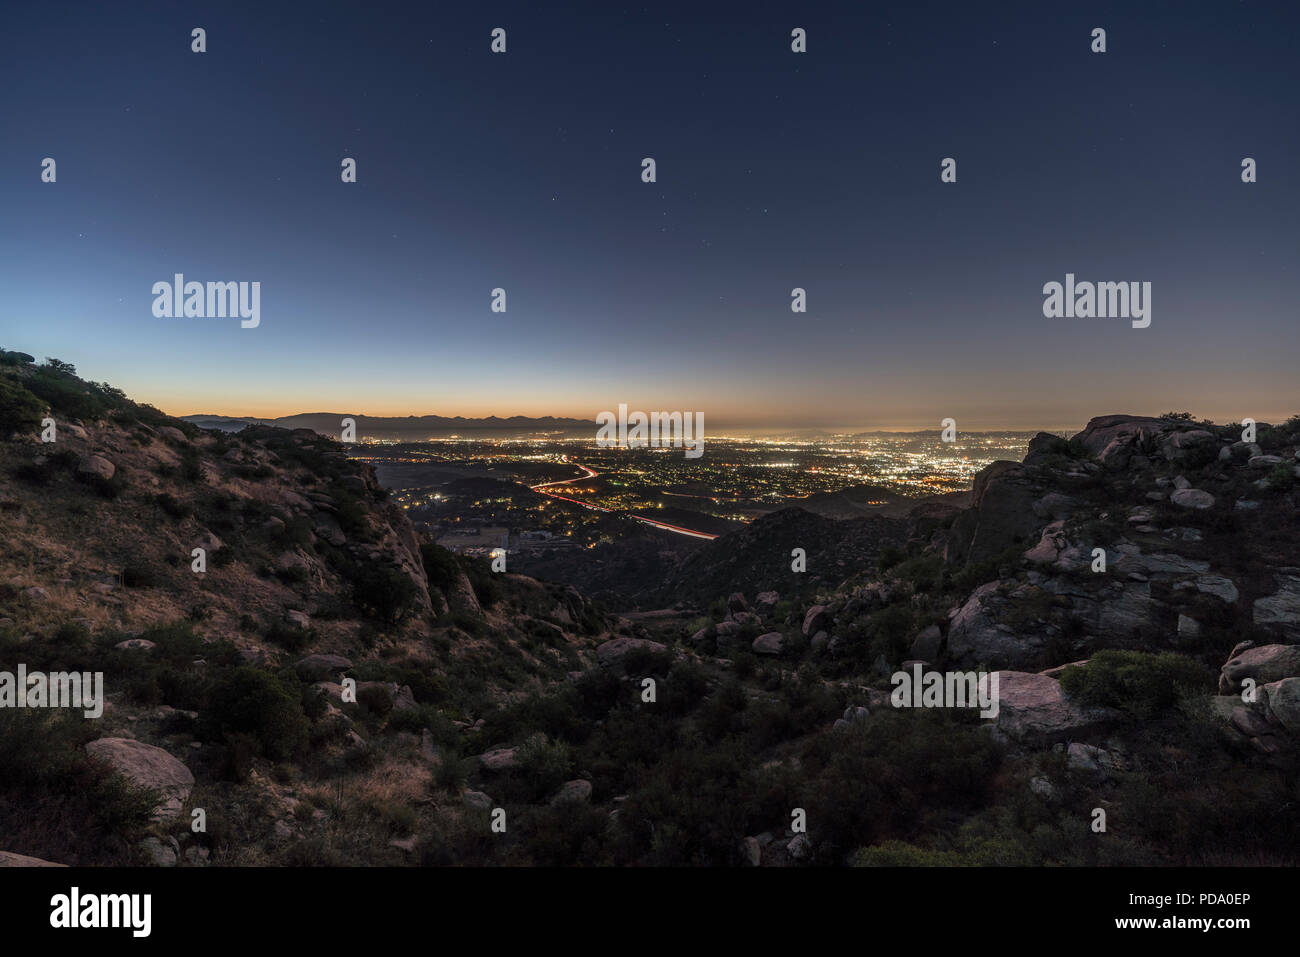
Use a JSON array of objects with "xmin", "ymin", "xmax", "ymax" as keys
[{"xmin": 182, "ymin": 412, "xmax": 594, "ymax": 436}]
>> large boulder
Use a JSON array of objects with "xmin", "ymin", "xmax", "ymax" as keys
[
  {"xmin": 295, "ymin": 654, "xmax": 352, "ymax": 682},
  {"xmin": 0, "ymin": 851, "xmax": 65, "ymax": 867},
  {"xmin": 993, "ymin": 672, "xmax": 1119, "ymax": 745},
  {"xmin": 752, "ymin": 632, "xmax": 785, "ymax": 656},
  {"xmin": 550, "ymin": 779, "xmax": 593, "ymax": 806},
  {"xmin": 960, "ymin": 463, "xmax": 1045, "ymax": 565},
  {"xmin": 595, "ymin": 636, "xmax": 667, "ymax": 673},
  {"xmin": 478, "ymin": 747, "xmax": 518, "ymax": 772},
  {"xmin": 1219, "ymin": 644, "xmax": 1300, "ymax": 694},
  {"xmin": 84, "ymin": 738, "xmax": 194, "ymax": 819},
  {"xmin": 76, "ymin": 454, "xmax": 115, "ymax": 481},
  {"xmin": 1263, "ymin": 679, "xmax": 1300, "ymax": 734},
  {"xmin": 1170, "ymin": 488, "xmax": 1215, "ymax": 510},
  {"xmin": 1070, "ymin": 415, "xmax": 1167, "ymax": 459},
  {"xmin": 802, "ymin": 605, "xmax": 831, "ymax": 637}
]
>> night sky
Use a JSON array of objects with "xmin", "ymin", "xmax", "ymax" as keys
[{"xmin": 2, "ymin": 1, "xmax": 1297, "ymax": 430}]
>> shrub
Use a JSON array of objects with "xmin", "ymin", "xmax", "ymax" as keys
[
  {"xmin": 202, "ymin": 666, "xmax": 309, "ymax": 761},
  {"xmin": 851, "ymin": 841, "xmax": 966, "ymax": 866},
  {"xmin": 1059, "ymin": 650, "xmax": 1214, "ymax": 720},
  {"xmin": 121, "ymin": 563, "xmax": 160, "ymax": 588},
  {"xmin": 349, "ymin": 562, "xmax": 420, "ymax": 624},
  {"xmin": 0, "ymin": 376, "xmax": 44, "ymax": 434}
]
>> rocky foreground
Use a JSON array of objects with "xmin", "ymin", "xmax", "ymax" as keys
[{"xmin": 1, "ymin": 354, "xmax": 1298, "ymax": 865}]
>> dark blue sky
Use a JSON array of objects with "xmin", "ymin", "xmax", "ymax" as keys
[{"xmin": 2, "ymin": 0, "xmax": 1297, "ymax": 429}]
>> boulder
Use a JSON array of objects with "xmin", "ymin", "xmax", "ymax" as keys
[
  {"xmin": 478, "ymin": 747, "xmax": 518, "ymax": 772},
  {"xmin": 595, "ymin": 636, "xmax": 666, "ymax": 673},
  {"xmin": 0, "ymin": 851, "xmax": 65, "ymax": 867},
  {"xmin": 1170, "ymin": 488, "xmax": 1215, "ymax": 509},
  {"xmin": 138, "ymin": 836, "xmax": 179, "ymax": 867},
  {"xmin": 295, "ymin": 653, "xmax": 352, "ymax": 682},
  {"xmin": 1263, "ymin": 679, "xmax": 1300, "ymax": 733},
  {"xmin": 1219, "ymin": 644, "xmax": 1300, "ymax": 694},
  {"xmin": 947, "ymin": 582, "xmax": 1046, "ymax": 670},
  {"xmin": 1252, "ymin": 574, "xmax": 1300, "ymax": 640},
  {"xmin": 550, "ymin": 779, "xmax": 593, "ymax": 806},
  {"xmin": 76, "ymin": 454, "xmax": 115, "ymax": 481},
  {"xmin": 752, "ymin": 632, "xmax": 785, "ymax": 655},
  {"xmin": 727, "ymin": 592, "xmax": 748, "ymax": 614},
  {"xmin": 114, "ymin": 638, "xmax": 156, "ymax": 652},
  {"xmin": 1070, "ymin": 415, "xmax": 1167, "ymax": 459},
  {"xmin": 959, "ymin": 463, "xmax": 1046, "ymax": 564},
  {"xmin": 787, "ymin": 834, "xmax": 811, "ymax": 861},
  {"xmin": 993, "ymin": 672, "xmax": 1119, "ymax": 745},
  {"xmin": 84, "ymin": 738, "xmax": 194, "ymax": 819},
  {"xmin": 802, "ymin": 605, "xmax": 831, "ymax": 637},
  {"xmin": 1196, "ymin": 575, "xmax": 1239, "ymax": 603},
  {"xmin": 462, "ymin": 790, "xmax": 493, "ymax": 811}
]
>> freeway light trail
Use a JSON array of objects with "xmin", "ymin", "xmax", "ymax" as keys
[{"xmin": 530, "ymin": 462, "xmax": 719, "ymax": 540}]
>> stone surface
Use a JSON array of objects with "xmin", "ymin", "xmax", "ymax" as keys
[
  {"xmin": 993, "ymin": 672, "xmax": 1119, "ymax": 745},
  {"xmin": 1170, "ymin": 488, "xmax": 1215, "ymax": 509},
  {"xmin": 1219, "ymin": 644, "xmax": 1300, "ymax": 694},
  {"xmin": 84, "ymin": 738, "xmax": 194, "ymax": 819}
]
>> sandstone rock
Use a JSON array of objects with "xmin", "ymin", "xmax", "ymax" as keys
[
  {"xmin": 947, "ymin": 582, "xmax": 1045, "ymax": 670},
  {"xmin": 1219, "ymin": 644, "xmax": 1300, "ymax": 694},
  {"xmin": 77, "ymin": 454, "xmax": 115, "ymax": 481},
  {"xmin": 595, "ymin": 636, "xmax": 666, "ymax": 672},
  {"xmin": 1029, "ymin": 776, "xmax": 1057, "ymax": 802},
  {"xmin": 1032, "ymin": 492, "xmax": 1077, "ymax": 520},
  {"xmin": 1248, "ymin": 455, "xmax": 1283, "ymax": 468},
  {"xmin": 85, "ymin": 738, "xmax": 194, "ymax": 820},
  {"xmin": 787, "ymin": 834, "xmax": 811, "ymax": 861},
  {"xmin": 755, "ymin": 591, "xmax": 779, "ymax": 608},
  {"xmin": 1072, "ymin": 415, "xmax": 1167, "ymax": 458},
  {"xmin": 993, "ymin": 672, "xmax": 1119, "ymax": 745},
  {"xmin": 752, "ymin": 632, "xmax": 785, "ymax": 655},
  {"xmin": 1252, "ymin": 575, "xmax": 1300, "ymax": 640},
  {"xmin": 1170, "ymin": 489, "xmax": 1214, "ymax": 509},
  {"xmin": 802, "ymin": 604, "xmax": 831, "ymax": 637},
  {"xmin": 139, "ymin": 836, "xmax": 179, "ymax": 866},
  {"xmin": 727, "ymin": 592, "xmax": 748, "ymax": 614},
  {"xmin": 463, "ymin": 790, "xmax": 493, "ymax": 811},
  {"xmin": 550, "ymin": 779, "xmax": 592, "ymax": 806},
  {"xmin": 1196, "ymin": 575, "xmax": 1239, "ymax": 603},
  {"xmin": 157, "ymin": 426, "xmax": 187, "ymax": 443},
  {"xmin": 285, "ymin": 609, "xmax": 311, "ymax": 629},
  {"xmin": 960, "ymin": 463, "xmax": 1045, "ymax": 564},
  {"xmin": 295, "ymin": 653, "xmax": 352, "ymax": 682},
  {"xmin": 1264, "ymin": 679, "xmax": 1300, "ymax": 733},
  {"xmin": 0, "ymin": 851, "xmax": 65, "ymax": 867},
  {"xmin": 1230, "ymin": 705, "xmax": 1273, "ymax": 738},
  {"xmin": 1067, "ymin": 742, "xmax": 1123, "ymax": 774},
  {"xmin": 114, "ymin": 638, "xmax": 156, "ymax": 652},
  {"xmin": 478, "ymin": 747, "xmax": 518, "ymax": 772}
]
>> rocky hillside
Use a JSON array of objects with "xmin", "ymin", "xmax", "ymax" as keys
[
  {"xmin": 3, "ymin": 353, "xmax": 1298, "ymax": 868},
  {"xmin": 0, "ymin": 353, "xmax": 618, "ymax": 866}
]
